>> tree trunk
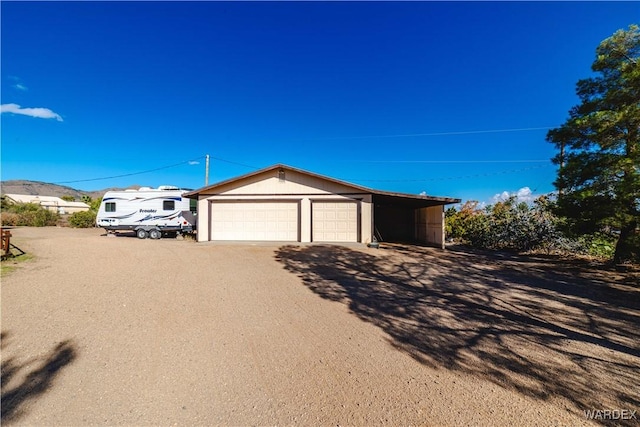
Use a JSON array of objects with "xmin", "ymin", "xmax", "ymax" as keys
[{"xmin": 613, "ymin": 219, "xmax": 639, "ymax": 264}]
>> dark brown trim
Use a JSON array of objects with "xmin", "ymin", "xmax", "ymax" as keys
[
  {"xmin": 200, "ymin": 192, "xmax": 371, "ymax": 198},
  {"xmin": 209, "ymin": 199, "xmax": 303, "ymax": 203}
]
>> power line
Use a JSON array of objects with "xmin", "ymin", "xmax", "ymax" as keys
[
  {"xmin": 209, "ymin": 156, "xmax": 259, "ymax": 170},
  {"xmin": 344, "ymin": 164, "xmax": 552, "ymax": 183},
  {"xmin": 46, "ymin": 125, "xmax": 556, "ymax": 185},
  {"xmin": 54, "ymin": 155, "xmax": 207, "ymax": 185},
  {"xmin": 202, "ymin": 156, "xmax": 552, "ymax": 184},
  {"xmin": 288, "ymin": 126, "xmax": 555, "ymax": 142},
  {"xmin": 353, "ymin": 159, "xmax": 550, "ymax": 164},
  {"xmin": 49, "ymin": 138, "xmax": 554, "ymax": 187}
]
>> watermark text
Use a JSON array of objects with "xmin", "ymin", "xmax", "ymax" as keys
[{"xmin": 584, "ymin": 409, "xmax": 637, "ymax": 421}]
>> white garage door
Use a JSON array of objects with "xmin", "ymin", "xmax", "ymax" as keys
[
  {"xmin": 312, "ymin": 201, "xmax": 358, "ymax": 242},
  {"xmin": 210, "ymin": 201, "xmax": 299, "ymax": 241}
]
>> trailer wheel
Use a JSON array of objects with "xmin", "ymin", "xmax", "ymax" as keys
[
  {"xmin": 148, "ymin": 229, "xmax": 162, "ymax": 240},
  {"xmin": 136, "ymin": 229, "xmax": 148, "ymax": 239}
]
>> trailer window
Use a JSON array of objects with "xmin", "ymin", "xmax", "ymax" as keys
[
  {"xmin": 163, "ymin": 200, "xmax": 175, "ymax": 210},
  {"xmin": 105, "ymin": 202, "xmax": 116, "ymax": 212}
]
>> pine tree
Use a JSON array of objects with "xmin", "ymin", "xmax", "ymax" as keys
[{"xmin": 547, "ymin": 25, "xmax": 639, "ymax": 264}]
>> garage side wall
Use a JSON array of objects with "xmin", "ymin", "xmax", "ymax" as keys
[
  {"xmin": 360, "ymin": 196, "xmax": 373, "ymax": 244},
  {"xmin": 417, "ymin": 205, "xmax": 445, "ymax": 249},
  {"xmin": 197, "ymin": 197, "xmax": 210, "ymax": 242}
]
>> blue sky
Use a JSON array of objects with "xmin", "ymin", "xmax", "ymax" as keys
[{"xmin": 1, "ymin": 2, "xmax": 637, "ymax": 204}]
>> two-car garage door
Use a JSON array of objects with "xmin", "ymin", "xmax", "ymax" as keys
[
  {"xmin": 209, "ymin": 200, "xmax": 358, "ymax": 242},
  {"xmin": 210, "ymin": 201, "xmax": 299, "ymax": 241}
]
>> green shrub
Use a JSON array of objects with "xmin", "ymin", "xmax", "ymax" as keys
[
  {"xmin": 31, "ymin": 208, "xmax": 58, "ymax": 226},
  {"xmin": 575, "ymin": 233, "xmax": 617, "ymax": 259},
  {"xmin": 68, "ymin": 210, "xmax": 97, "ymax": 228}
]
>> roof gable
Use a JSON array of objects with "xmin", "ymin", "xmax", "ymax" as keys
[
  {"xmin": 184, "ymin": 164, "xmax": 460, "ymax": 205},
  {"xmin": 185, "ymin": 164, "xmax": 371, "ymax": 197}
]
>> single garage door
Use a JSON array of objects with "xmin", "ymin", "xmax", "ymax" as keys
[
  {"xmin": 312, "ymin": 201, "xmax": 358, "ymax": 242},
  {"xmin": 210, "ymin": 201, "xmax": 299, "ymax": 241}
]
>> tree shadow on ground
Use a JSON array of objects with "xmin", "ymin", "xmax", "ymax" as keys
[
  {"xmin": 1, "ymin": 331, "xmax": 77, "ymax": 423},
  {"xmin": 275, "ymin": 244, "xmax": 640, "ymax": 425}
]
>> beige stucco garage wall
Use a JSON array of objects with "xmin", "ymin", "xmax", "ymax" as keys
[
  {"xmin": 417, "ymin": 205, "xmax": 445, "ymax": 248},
  {"xmin": 195, "ymin": 169, "xmax": 373, "ymax": 243}
]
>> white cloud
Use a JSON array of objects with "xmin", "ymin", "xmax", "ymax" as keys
[
  {"xmin": 1, "ymin": 103, "xmax": 63, "ymax": 121},
  {"xmin": 13, "ymin": 83, "xmax": 28, "ymax": 91},
  {"xmin": 188, "ymin": 161, "xmax": 200, "ymax": 165},
  {"xmin": 492, "ymin": 186, "xmax": 536, "ymax": 204},
  {"xmin": 492, "ymin": 191, "xmax": 511, "ymax": 203},
  {"xmin": 516, "ymin": 187, "xmax": 533, "ymax": 201}
]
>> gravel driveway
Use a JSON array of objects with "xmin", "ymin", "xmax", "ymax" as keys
[{"xmin": 2, "ymin": 227, "xmax": 638, "ymax": 426}]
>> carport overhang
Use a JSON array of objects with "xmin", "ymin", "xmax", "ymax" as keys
[
  {"xmin": 372, "ymin": 191, "xmax": 461, "ymax": 248},
  {"xmin": 372, "ymin": 191, "xmax": 460, "ymax": 209}
]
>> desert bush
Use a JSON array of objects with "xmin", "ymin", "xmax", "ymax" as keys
[
  {"xmin": 68, "ymin": 210, "xmax": 97, "ymax": 228},
  {"xmin": 1, "ymin": 212, "xmax": 22, "ymax": 226},
  {"xmin": 445, "ymin": 196, "xmax": 627, "ymax": 261},
  {"xmin": 445, "ymin": 201, "xmax": 482, "ymax": 239},
  {"xmin": 448, "ymin": 196, "xmax": 569, "ymax": 253},
  {"xmin": 0, "ymin": 202, "xmax": 59, "ymax": 226}
]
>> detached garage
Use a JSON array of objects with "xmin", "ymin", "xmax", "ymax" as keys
[{"xmin": 184, "ymin": 164, "xmax": 460, "ymax": 247}]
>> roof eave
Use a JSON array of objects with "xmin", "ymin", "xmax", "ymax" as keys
[
  {"xmin": 373, "ymin": 189, "xmax": 461, "ymax": 204},
  {"xmin": 183, "ymin": 164, "xmax": 461, "ymax": 206}
]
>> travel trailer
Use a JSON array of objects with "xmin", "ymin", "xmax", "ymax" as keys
[{"xmin": 96, "ymin": 186, "xmax": 196, "ymax": 239}]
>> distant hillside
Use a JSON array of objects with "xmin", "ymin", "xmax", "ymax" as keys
[{"xmin": 0, "ymin": 180, "xmax": 139, "ymax": 201}]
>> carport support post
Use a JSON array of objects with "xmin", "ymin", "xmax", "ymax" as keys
[{"xmin": 434, "ymin": 205, "xmax": 445, "ymax": 249}]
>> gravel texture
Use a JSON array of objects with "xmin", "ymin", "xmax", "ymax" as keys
[{"xmin": 1, "ymin": 227, "xmax": 638, "ymax": 426}]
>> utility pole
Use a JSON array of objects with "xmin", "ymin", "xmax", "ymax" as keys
[{"xmin": 205, "ymin": 154, "xmax": 210, "ymax": 186}]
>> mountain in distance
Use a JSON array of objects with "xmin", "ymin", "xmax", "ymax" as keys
[{"xmin": 0, "ymin": 180, "xmax": 140, "ymax": 201}]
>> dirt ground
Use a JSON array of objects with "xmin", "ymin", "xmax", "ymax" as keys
[{"xmin": 1, "ymin": 227, "xmax": 638, "ymax": 426}]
